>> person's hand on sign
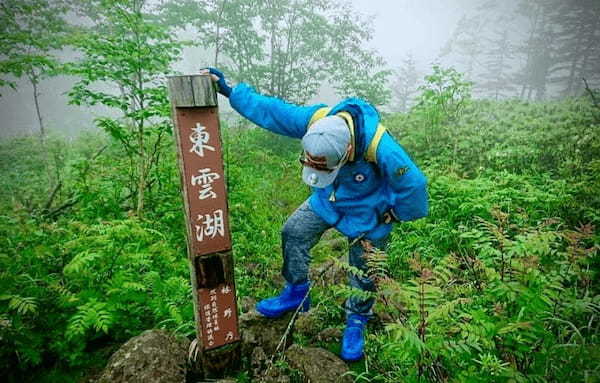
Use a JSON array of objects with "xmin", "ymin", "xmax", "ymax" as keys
[{"xmin": 199, "ymin": 67, "xmax": 232, "ymax": 98}]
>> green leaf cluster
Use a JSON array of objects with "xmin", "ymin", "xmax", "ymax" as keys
[{"xmin": 0, "ymin": 0, "xmax": 69, "ymax": 93}]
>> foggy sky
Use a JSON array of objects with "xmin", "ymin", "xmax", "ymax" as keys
[
  {"xmin": 0, "ymin": 1, "xmax": 503, "ymax": 138},
  {"xmin": 350, "ymin": 0, "xmax": 472, "ymax": 68}
]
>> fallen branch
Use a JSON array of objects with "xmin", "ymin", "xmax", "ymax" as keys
[{"xmin": 45, "ymin": 195, "xmax": 78, "ymax": 219}]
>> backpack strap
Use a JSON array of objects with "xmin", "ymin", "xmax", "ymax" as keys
[
  {"xmin": 309, "ymin": 108, "xmax": 389, "ymax": 164},
  {"xmin": 308, "ymin": 107, "xmax": 332, "ymax": 126},
  {"xmin": 335, "ymin": 111, "xmax": 356, "ymax": 162},
  {"xmin": 365, "ymin": 124, "xmax": 386, "ymax": 164}
]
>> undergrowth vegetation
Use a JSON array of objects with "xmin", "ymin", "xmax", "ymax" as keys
[{"xmin": 1, "ymin": 80, "xmax": 599, "ymax": 382}]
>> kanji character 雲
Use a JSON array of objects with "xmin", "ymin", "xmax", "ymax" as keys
[{"xmin": 191, "ymin": 168, "xmax": 220, "ymax": 200}]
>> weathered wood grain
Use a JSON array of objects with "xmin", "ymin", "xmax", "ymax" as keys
[
  {"xmin": 191, "ymin": 75, "xmax": 218, "ymax": 106},
  {"xmin": 168, "ymin": 75, "xmax": 218, "ymax": 107}
]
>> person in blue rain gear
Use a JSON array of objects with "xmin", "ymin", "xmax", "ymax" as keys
[{"xmin": 202, "ymin": 67, "xmax": 429, "ymax": 362}]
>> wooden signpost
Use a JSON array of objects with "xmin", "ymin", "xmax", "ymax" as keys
[{"xmin": 167, "ymin": 74, "xmax": 240, "ymax": 375}]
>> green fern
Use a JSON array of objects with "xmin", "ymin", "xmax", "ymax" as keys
[
  {"xmin": 2, "ymin": 295, "xmax": 38, "ymax": 315},
  {"xmin": 66, "ymin": 300, "xmax": 113, "ymax": 339},
  {"xmin": 330, "ymin": 284, "xmax": 377, "ymax": 302},
  {"xmin": 63, "ymin": 250, "xmax": 102, "ymax": 277},
  {"xmin": 329, "ymin": 255, "xmax": 367, "ymax": 279},
  {"xmin": 428, "ymin": 297, "xmax": 471, "ymax": 323}
]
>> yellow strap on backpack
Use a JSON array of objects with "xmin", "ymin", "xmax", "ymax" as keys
[
  {"xmin": 308, "ymin": 107, "xmax": 386, "ymax": 164},
  {"xmin": 308, "ymin": 107, "xmax": 331, "ymax": 126},
  {"xmin": 365, "ymin": 124, "xmax": 386, "ymax": 164}
]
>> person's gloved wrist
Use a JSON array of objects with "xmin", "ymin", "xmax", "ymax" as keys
[
  {"xmin": 381, "ymin": 209, "xmax": 399, "ymax": 224},
  {"xmin": 203, "ymin": 67, "xmax": 232, "ymax": 98}
]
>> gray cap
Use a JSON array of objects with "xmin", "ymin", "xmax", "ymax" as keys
[{"xmin": 301, "ymin": 115, "xmax": 351, "ymax": 188}]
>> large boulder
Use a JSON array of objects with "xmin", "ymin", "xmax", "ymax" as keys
[
  {"xmin": 315, "ymin": 327, "xmax": 343, "ymax": 344},
  {"xmin": 285, "ymin": 344, "xmax": 352, "ymax": 383},
  {"xmin": 96, "ymin": 329, "xmax": 190, "ymax": 383}
]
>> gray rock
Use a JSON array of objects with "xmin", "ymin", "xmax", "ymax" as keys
[
  {"xmin": 294, "ymin": 311, "xmax": 320, "ymax": 338},
  {"xmin": 285, "ymin": 344, "xmax": 352, "ymax": 383},
  {"xmin": 240, "ymin": 296, "xmax": 256, "ymax": 314},
  {"xmin": 96, "ymin": 329, "xmax": 190, "ymax": 383},
  {"xmin": 258, "ymin": 368, "xmax": 292, "ymax": 383},
  {"xmin": 239, "ymin": 310, "xmax": 294, "ymax": 357},
  {"xmin": 315, "ymin": 327, "xmax": 343, "ymax": 343},
  {"xmin": 319, "ymin": 229, "xmax": 339, "ymax": 242},
  {"xmin": 320, "ymin": 237, "xmax": 347, "ymax": 251},
  {"xmin": 250, "ymin": 346, "xmax": 293, "ymax": 383},
  {"xmin": 251, "ymin": 345, "xmax": 268, "ymax": 377}
]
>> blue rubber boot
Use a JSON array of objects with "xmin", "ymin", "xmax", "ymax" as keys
[
  {"xmin": 340, "ymin": 314, "xmax": 369, "ymax": 362},
  {"xmin": 256, "ymin": 282, "xmax": 310, "ymax": 318}
]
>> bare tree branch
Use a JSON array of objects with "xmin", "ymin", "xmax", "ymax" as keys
[
  {"xmin": 42, "ymin": 144, "xmax": 109, "ymax": 220},
  {"xmin": 583, "ymin": 78, "xmax": 599, "ymax": 109},
  {"xmin": 43, "ymin": 181, "xmax": 62, "ymax": 211},
  {"xmin": 45, "ymin": 195, "xmax": 78, "ymax": 219}
]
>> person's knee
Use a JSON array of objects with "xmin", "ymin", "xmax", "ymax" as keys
[{"xmin": 281, "ymin": 218, "xmax": 302, "ymax": 241}]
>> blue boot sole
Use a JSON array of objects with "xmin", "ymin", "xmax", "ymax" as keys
[
  {"xmin": 255, "ymin": 298, "xmax": 310, "ymax": 318},
  {"xmin": 340, "ymin": 350, "xmax": 364, "ymax": 362}
]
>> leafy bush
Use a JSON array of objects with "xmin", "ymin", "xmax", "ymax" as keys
[
  {"xmin": 389, "ymin": 97, "xmax": 600, "ymax": 180},
  {"xmin": 366, "ymin": 197, "xmax": 599, "ymax": 382},
  {"xmin": 0, "ymin": 214, "xmax": 191, "ymax": 369}
]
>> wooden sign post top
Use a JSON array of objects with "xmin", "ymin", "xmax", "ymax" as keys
[
  {"xmin": 168, "ymin": 74, "xmax": 240, "ymax": 372},
  {"xmin": 168, "ymin": 75, "xmax": 218, "ymax": 108}
]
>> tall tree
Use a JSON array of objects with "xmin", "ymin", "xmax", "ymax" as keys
[
  {"xmin": 514, "ymin": 0, "xmax": 558, "ymax": 101},
  {"xmin": 0, "ymin": 0, "xmax": 70, "ymax": 143},
  {"xmin": 391, "ymin": 54, "xmax": 419, "ymax": 112},
  {"xmin": 479, "ymin": 28, "xmax": 516, "ymax": 100},
  {"xmin": 549, "ymin": 0, "xmax": 600, "ymax": 97},
  {"xmin": 163, "ymin": 0, "xmax": 391, "ymax": 105},
  {"xmin": 326, "ymin": 1, "xmax": 391, "ymax": 106},
  {"xmin": 160, "ymin": 0, "xmax": 266, "ymax": 90},
  {"xmin": 439, "ymin": 15, "xmax": 486, "ymax": 81},
  {"xmin": 257, "ymin": 0, "xmax": 336, "ymax": 103},
  {"xmin": 68, "ymin": 0, "xmax": 182, "ymax": 216}
]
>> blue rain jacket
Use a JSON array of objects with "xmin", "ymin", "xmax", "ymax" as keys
[{"xmin": 229, "ymin": 83, "xmax": 428, "ymax": 240}]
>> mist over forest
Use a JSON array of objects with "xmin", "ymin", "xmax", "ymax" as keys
[{"xmin": 1, "ymin": 0, "xmax": 598, "ymax": 138}]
